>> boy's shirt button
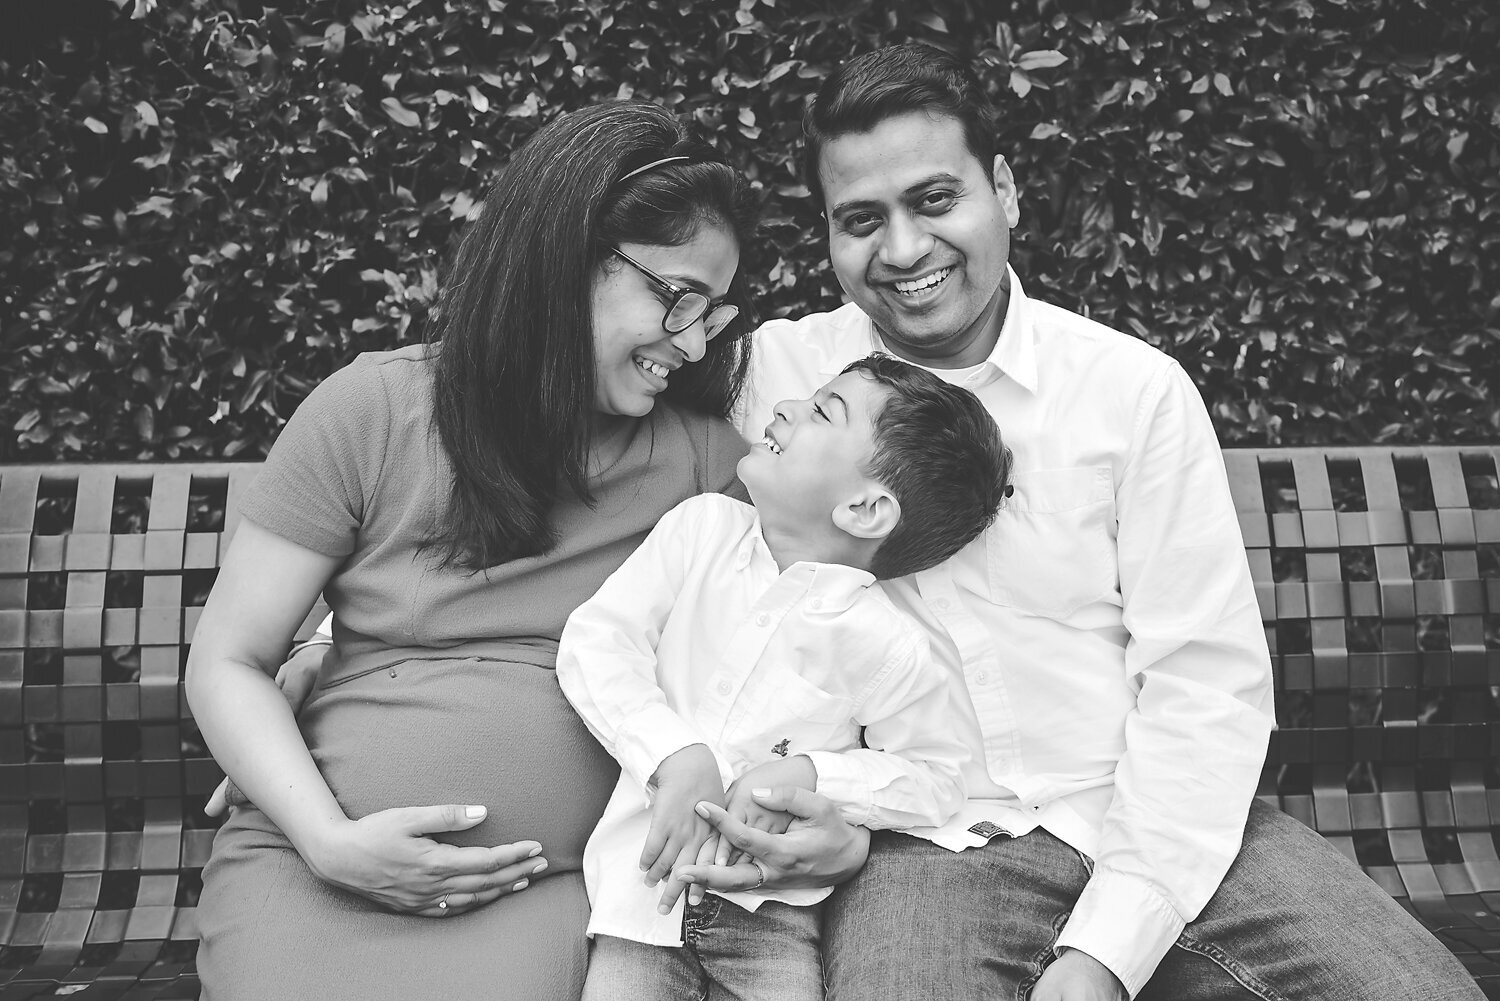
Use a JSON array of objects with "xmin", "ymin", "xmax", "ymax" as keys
[{"xmin": 755, "ymin": 613, "xmax": 770, "ymax": 626}]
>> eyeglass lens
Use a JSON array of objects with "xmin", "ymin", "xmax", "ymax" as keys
[{"xmin": 665, "ymin": 295, "xmax": 739, "ymax": 339}]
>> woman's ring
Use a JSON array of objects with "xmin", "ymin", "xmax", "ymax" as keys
[
  {"xmin": 748, "ymin": 859, "xmax": 768, "ymax": 890},
  {"xmin": 438, "ymin": 896, "xmax": 449, "ymax": 912}
]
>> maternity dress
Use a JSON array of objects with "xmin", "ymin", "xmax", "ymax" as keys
[{"xmin": 194, "ymin": 345, "xmax": 746, "ymax": 1000}]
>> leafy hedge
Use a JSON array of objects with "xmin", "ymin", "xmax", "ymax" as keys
[{"xmin": 2, "ymin": 0, "xmax": 1496, "ymax": 460}]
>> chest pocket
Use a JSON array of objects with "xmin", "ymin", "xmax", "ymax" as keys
[
  {"xmin": 728, "ymin": 668, "xmax": 857, "ymax": 770},
  {"xmin": 988, "ymin": 466, "xmax": 1118, "ymax": 619}
]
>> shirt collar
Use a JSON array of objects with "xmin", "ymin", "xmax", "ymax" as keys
[
  {"xmin": 735, "ymin": 516, "xmax": 876, "ymax": 613},
  {"xmin": 985, "ymin": 267, "xmax": 1038, "ymax": 394},
  {"xmin": 823, "ymin": 265, "xmax": 1038, "ymax": 395}
]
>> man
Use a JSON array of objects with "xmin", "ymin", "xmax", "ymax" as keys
[{"xmin": 686, "ymin": 43, "xmax": 1482, "ymax": 1001}]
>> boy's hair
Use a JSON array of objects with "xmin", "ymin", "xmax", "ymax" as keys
[
  {"xmin": 844, "ymin": 354, "xmax": 1012, "ymax": 579},
  {"xmin": 803, "ymin": 43, "xmax": 1000, "ymax": 209}
]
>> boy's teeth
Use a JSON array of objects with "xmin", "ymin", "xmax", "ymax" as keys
[
  {"xmin": 636, "ymin": 358, "xmax": 669, "ymax": 378},
  {"xmin": 761, "ymin": 436, "xmax": 782, "ymax": 455},
  {"xmin": 894, "ymin": 267, "xmax": 953, "ymax": 295}
]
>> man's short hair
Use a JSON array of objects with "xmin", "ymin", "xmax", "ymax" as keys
[
  {"xmin": 844, "ymin": 354, "xmax": 1012, "ymax": 579},
  {"xmin": 803, "ymin": 43, "xmax": 1000, "ymax": 208}
]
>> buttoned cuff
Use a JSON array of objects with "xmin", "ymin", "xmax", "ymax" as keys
[
  {"xmin": 614, "ymin": 706, "xmax": 712, "ymax": 792},
  {"xmin": 1053, "ymin": 866, "xmax": 1186, "ymax": 998},
  {"xmin": 803, "ymin": 750, "xmax": 873, "ymax": 827}
]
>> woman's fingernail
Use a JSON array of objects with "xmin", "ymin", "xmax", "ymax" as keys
[
  {"xmin": 532, "ymin": 859, "xmax": 548, "ymax": 874},
  {"xmin": 751, "ymin": 788, "xmax": 771, "ymax": 798},
  {"xmin": 465, "ymin": 805, "xmax": 486, "ymax": 820},
  {"xmin": 694, "ymin": 802, "xmax": 711, "ymax": 818},
  {"xmin": 527, "ymin": 844, "xmax": 543, "ymax": 857},
  {"xmin": 513, "ymin": 879, "xmax": 529, "ymax": 892}
]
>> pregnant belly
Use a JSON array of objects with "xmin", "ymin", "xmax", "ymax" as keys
[{"xmin": 297, "ymin": 656, "xmax": 618, "ymax": 874}]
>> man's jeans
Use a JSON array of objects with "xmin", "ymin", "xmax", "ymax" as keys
[
  {"xmin": 582, "ymin": 896, "xmax": 822, "ymax": 1001},
  {"xmin": 825, "ymin": 801, "xmax": 1485, "ymax": 1000}
]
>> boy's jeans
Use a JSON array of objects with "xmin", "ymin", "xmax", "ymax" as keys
[
  {"xmin": 582, "ymin": 896, "xmax": 822, "ymax": 1001},
  {"xmin": 824, "ymin": 800, "xmax": 1485, "ymax": 1000}
]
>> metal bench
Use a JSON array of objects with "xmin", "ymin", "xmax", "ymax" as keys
[{"xmin": 2, "ymin": 449, "xmax": 1498, "ymax": 998}]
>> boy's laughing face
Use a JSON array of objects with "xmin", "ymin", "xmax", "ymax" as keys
[{"xmin": 738, "ymin": 370, "xmax": 891, "ymax": 531}]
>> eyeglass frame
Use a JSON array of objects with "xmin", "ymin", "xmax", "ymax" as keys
[{"xmin": 609, "ymin": 247, "xmax": 741, "ymax": 341}]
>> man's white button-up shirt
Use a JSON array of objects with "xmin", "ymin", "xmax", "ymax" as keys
[
  {"xmin": 738, "ymin": 270, "xmax": 1275, "ymax": 997},
  {"xmin": 557, "ymin": 493, "xmax": 969, "ymax": 946}
]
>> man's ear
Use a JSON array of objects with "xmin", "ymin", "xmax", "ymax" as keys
[
  {"xmin": 992, "ymin": 155, "xmax": 1021, "ymax": 229},
  {"xmin": 831, "ymin": 487, "xmax": 901, "ymax": 542}
]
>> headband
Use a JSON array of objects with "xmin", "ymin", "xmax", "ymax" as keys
[{"xmin": 618, "ymin": 155, "xmax": 691, "ymax": 183}]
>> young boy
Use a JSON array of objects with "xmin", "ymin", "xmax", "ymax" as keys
[{"xmin": 556, "ymin": 353, "xmax": 1012, "ymax": 1001}]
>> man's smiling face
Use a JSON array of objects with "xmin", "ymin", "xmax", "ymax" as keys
[{"xmin": 819, "ymin": 111, "xmax": 1020, "ymax": 369}]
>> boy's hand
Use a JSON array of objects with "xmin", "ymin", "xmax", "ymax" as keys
[
  {"xmin": 640, "ymin": 744, "xmax": 724, "ymax": 911},
  {"xmin": 717, "ymin": 755, "xmax": 817, "ymax": 866}
]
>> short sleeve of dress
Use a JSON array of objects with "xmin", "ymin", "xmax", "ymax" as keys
[{"xmin": 237, "ymin": 358, "xmax": 393, "ymax": 558}]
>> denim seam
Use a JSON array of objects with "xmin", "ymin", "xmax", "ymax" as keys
[
  {"xmin": 1170, "ymin": 931, "xmax": 1292, "ymax": 1001},
  {"xmin": 1018, "ymin": 908, "xmax": 1073, "ymax": 1001},
  {"xmin": 681, "ymin": 900, "xmax": 713, "ymax": 1001}
]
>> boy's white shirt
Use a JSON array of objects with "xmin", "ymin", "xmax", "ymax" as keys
[{"xmin": 556, "ymin": 492, "xmax": 969, "ymax": 946}]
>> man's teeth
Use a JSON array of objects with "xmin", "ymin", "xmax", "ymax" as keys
[
  {"xmin": 761, "ymin": 436, "xmax": 782, "ymax": 455},
  {"xmin": 894, "ymin": 267, "xmax": 953, "ymax": 295},
  {"xmin": 636, "ymin": 358, "xmax": 669, "ymax": 379}
]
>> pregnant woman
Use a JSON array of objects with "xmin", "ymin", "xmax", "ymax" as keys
[{"xmin": 186, "ymin": 100, "xmax": 757, "ymax": 1000}]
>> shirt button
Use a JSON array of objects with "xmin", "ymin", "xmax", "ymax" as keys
[
  {"xmin": 974, "ymin": 671, "xmax": 987, "ymax": 684},
  {"xmin": 934, "ymin": 598, "xmax": 950, "ymax": 611},
  {"xmin": 755, "ymin": 613, "xmax": 770, "ymax": 626},
  {"xmin": 717, "ymin": 681, "xmax": 731, "ymax": 695},
  {"xmin": 809, "ymin": 599, "xmax": 821, "ymax": 611}
]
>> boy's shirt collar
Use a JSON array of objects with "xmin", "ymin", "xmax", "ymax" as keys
[
  {"xmin": 820, "ymin": 265, "xmax": 1038, "ymax": 395},
  {"xmin": 734, "ymin": 514, "xmax": 876, "ymax": 613}
]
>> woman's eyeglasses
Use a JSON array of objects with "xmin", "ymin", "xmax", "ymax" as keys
[{"xmin": 611, "ymin": 247, "xmax": 740, "ymax": 340}]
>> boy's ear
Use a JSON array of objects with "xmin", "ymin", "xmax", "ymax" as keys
[{"xmin": 831, "ymin": 486, "xmax": 900, "ymax": 542}]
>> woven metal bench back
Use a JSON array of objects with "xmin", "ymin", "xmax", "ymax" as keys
[
  {"xmin": 2, "ymin": 450, "xmax": 1498, "ymax": 994},
  {"xmin": 1229, "ymin": 446, "xmax": 1500, "ymax": 978}
]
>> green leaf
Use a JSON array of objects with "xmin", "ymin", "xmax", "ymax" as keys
[
  {"xmin": 1016, "ymin": 50, "xmax": 1067, "ymax": 70},
  {"xmin": 381, "ymin": 97, "xmax": 421, "ymax": 128}
]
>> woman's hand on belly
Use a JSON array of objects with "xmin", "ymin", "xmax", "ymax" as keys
[{"xmin": 302, "ymin": 804, "xmax": 550, "ymax": 916}]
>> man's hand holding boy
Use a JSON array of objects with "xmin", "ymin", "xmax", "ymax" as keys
[{"xmin": 716, "ymin": 754, "xmax": 817, "ymax": 865}]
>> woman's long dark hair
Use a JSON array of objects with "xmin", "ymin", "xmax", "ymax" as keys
[{"xmin": 427, "ymin": 101, "xmax": 759, "ymax": 571}]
